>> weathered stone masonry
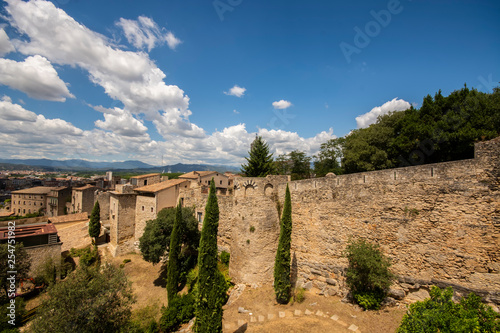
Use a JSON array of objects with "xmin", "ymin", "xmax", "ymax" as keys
[{"xmin": 180, "ymin": 138, "xmax": 500, "ymax": 303}]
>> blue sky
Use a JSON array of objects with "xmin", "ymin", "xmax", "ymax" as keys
[{"xmin": 0, "ymin": 0, "xmax": 498, "ymax": 166}]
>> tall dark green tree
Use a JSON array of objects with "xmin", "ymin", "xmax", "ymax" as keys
[
  {"xmin": 167, "ymin": 200, "xmax": 182, "ymax": 303},
  {"xmin": 241, "ymin": 136, "xmax": 275, "ymax": 176},
  {"xmin": 274, "ymin": 184, "xmax": 292, "ymax": 304},
  {"xmin": 194, "ymin": 180, "xmax": 226, "ymax": 333},
  {"xmin": 88, "ymin": 201, "xmax": 101, "ymax": 245}
]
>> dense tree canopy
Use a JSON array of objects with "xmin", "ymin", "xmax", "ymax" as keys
[
  {"xmin": 139, "ymin": 207, "xmax": 199, "ymax": 265},
  {"xmin": 274, "ymin": 150, "xmax": 311, "ymax": 180},
  {"xmin": 317, "ymin": 86, "xmax": 500, "ymax": 174},
  {"xmin": 241, "ymin": 136, "xmax": 275, "ymax": 177},
  {"xmin": 29, "ymin": 264, "xmax": 135, "ymax": 333}
]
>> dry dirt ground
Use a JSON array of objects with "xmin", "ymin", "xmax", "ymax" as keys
[
  {"xmin": 100, "ymin": 246, "xmax": 169, "ymax": 315},
  {"xmin": 222, "ymin": 285, "xmax": 406, "ymax": 333}
]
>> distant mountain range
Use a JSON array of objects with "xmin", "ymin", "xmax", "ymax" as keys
[{"xmin": 0, "ymin": 158, "xmax": 240, "ymax": 173}]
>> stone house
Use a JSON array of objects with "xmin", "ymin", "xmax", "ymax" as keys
[
  {"xmin": 129, "ymin": 173, "xmax": 161, "ymax": 187},
  {"xmin": 11, "ymin": 186, "xmax": 55, "ymax": 216},
  {"xmin": 70, "ymin": 184, "xmax": 96, "ymax": 215},
  {"xmin": 47, "ymin": 186, "xmax": 72, "ymax": 217},
  {"xmin": 179, "ymin": 171, "xmax": 232, "ymax": 195},
  {"xmin": 134, "ymin": 179, "xmax": 191, "ymax": 241},
  {"xmin": 108, "ymin": 184, "xmax": 137, "ymax": 256}
]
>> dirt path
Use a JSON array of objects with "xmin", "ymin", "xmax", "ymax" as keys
[{"xmin": 222, "ymin": 285, "xmax": 406, "ymax": 333}]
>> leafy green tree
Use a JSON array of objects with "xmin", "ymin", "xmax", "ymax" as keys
[
  {"xmin": 328, "ymin": 86, "xmax": 500, "ymax": 174},
  {"xmin": 343, "ymin": 238, "xmax": 395, "ymax": 310},
  {"xmin": 398, "ymin": 286, "xmax": 500, "ymax": 332},
  {"xmin": 167, "ymin": 201, "xmax": 182, "ymax": 303},
  {"xmin": 139, "ymin": 207, "xmax": 199, "ymax": 265},
  {"xmin": 0, "ymin": 243, "xmax": 31, "ymax": 296},
  {"xmin": 314, "ymin": 137, "xmax": 345, "ymax": 176},
  {"xmin": 194, "ymin": 180, "xmax": 227, "ymax": 333},
  {"xmin": 274, "ymin": 184, "xmax": 292, "ymax": 304},
  {"xmin": 88, "ymin": 201, "xmax": 101, "ymax": 244},
  {"xmin": 29, "ymin": 264, "xmax": 135, "ymax": 333},
  {"xmin": 241, "ymin": 136, "xmax": 275, "ymax": 176},
  {"xmin": 288, "ymin": 150, "xmax": 312, "ymax": 180}
]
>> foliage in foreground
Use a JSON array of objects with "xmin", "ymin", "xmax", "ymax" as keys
[
  {"xmin": 0, "ymin": 243, "xmax": 31, "ymax": 296},
  {"xmin": 29, "ymin": 264, "xmax": 135, "ymax": 333},
  {"xmin": 139, "ymin": 207, "xmax": 199, "ymax": 265},
  {"xmin": 274, "ymin": 184, "xmax": 292, "ymax": 304},
  {"xmin": 160, "ymin": 293, "xmax": 195, "ymax": 332},
  {"xmin": 398, "ymin": 286, "xmax": 500, "ymax": 332},
  {"xmin": 344, "ymin": 238, "xmax": 395, "ymax": 310},
  {"xmin": 194, "ymin": 180, "xmax": 227, "ymax": 333},
  {"xmin": 0, "ymin": 294, "xmax": 26, "ymax": 331}
]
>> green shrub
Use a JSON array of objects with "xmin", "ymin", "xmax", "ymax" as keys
[
  {"xmin": 353, "ymin": 289, "xmax": 385, "ymax": 310},
  {"xmin": 398, "ymin": 286, "xmax": 500, "ymax": 332},
  {"xmin": 35, "ymin": 257, "xmax": 58, "ymax": 287},
  {"xmin": 343, "ymin": 238, "xmax": 395, "ymax": 310},
  {"xmin": 123, "ymin": 259, "xmax": 131, "ymax": 264},
  {"xmin": 294, "ymin": 288, "xmax": 305, "ymax": 303},
  {"xmin": 79, "ymin": 246, "xmax": 99, "ymax": 267},
  {"xmin": 249, "ymin": 226, "xmax": 255, "ymax": 233},
  {"xmin": 160, "ymin": 293, "xmax": 195, "ymax": 332},
  {"xmin": 220, "ymin": 251, "xmax": 230, "ymax": 266}
]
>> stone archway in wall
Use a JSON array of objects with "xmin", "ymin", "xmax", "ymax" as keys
[
  {"xmin": 264, "ymin": 183, "xmax": 274, "ymax": 196},
  {"xmin": 243, "ymin": 180, "xmax": 257, "ymax": 197}
]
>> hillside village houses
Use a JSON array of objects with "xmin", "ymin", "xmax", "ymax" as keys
[{"xmin": 5, "ymin": 171, "xmax": 234, "ymax": 257}]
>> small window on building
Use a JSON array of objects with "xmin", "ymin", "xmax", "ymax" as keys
[
  {"xmin": 197, "ymin": 212, "xmax": 202, "ymax": 222},
  {"xmin": 151, "ymin": 207, "xmax": 154, "ymax": 213},
  {"xmin": 23, "ymin": 201, "xmax": 25, "ymax": 205},
  {"xmin": 23, "ymin": 209, "xmax": 25, "ymax": 214},
  {"xmin": 220, "ymin": 180, "xmax": 222, "ymax": 185},
  {"xmin": 142, "ymin": 206, "xmax": 144, "ymax": 211}
]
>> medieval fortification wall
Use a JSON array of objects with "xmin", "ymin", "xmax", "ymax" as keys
[{"xmin": 181, "ymin": 138, "xmax": 500, "ymax": 304}]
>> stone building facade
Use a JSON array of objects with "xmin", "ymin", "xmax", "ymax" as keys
[
  {"xmin": 11, "ymin": 186, "xmax": 54, "ymax": 216},
  {"xmin": 71, "ymin": 184, "xmax": 96, "ymax": 215},
  {"xmin": 129, "ymin": 173, "xmax": 161, "ymax": 187},
  {"xmin": 108, "ymin": 184, "xmax": 137, "ymax": 256},
  {"xmin": 47, "ymin": 186, "xmax": 72, "ymax": 217}
]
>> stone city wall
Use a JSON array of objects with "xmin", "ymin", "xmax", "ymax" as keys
[{"xmin": 183, "ymin": 139, "xmax": 499, "ymax": 304}]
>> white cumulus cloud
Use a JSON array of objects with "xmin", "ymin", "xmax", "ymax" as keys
[
  {"xmin": 116, "ymin": 16, "xmax": 181, "ymax": 51},
  {"xmin": 224, "ymin": 85, "xmax": 246, "ymax": 98},
  {"xmin": 4, "ymin": 0, "xmax": 194, "ymax": 137},
  {"xmin": 0, "ymin": 29, "xmax": 15, "ymax": 56},
  {"xmin": 356, "ymin": 98, "xmax": 411, "ymax": 128},
  {"xmin": 0, "ymin": 55, "xmax": 74, "ymax": 102},
  {"xmin": 93, "ymin": 105, "xmax": 149, "ymax": 137},
  {"xmin": 272, "ymin": 100, "xmax": 292, "ymax": 109}
]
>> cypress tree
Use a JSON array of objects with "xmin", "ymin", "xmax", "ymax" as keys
[
  {"xmin": 88, "ymin": 201, "xmax": 100, "ymax": 245},
  {"xmin": 167, "ymin": 200, "xmax": 182, "ymax": 303},
  {"xmin": 274, "ymin": 184, "xmax": 292, "ymax": 304},
  {"xmin": 241, "ymin": 136, "xmax": 276, "ymax": 177},
  {"xmin": 194, "ymin": 179, "xmax": 226, "ymax": 333}
]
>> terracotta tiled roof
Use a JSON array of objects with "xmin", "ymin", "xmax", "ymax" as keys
[
  {"xmin": 0, "ymin": 223, "xmax": 58, "ymax": 241},
  {"xmin": 130, "ymin": 173, "xmax": 161, "ymax": 179},
  {"xmin": 12, "ymin": 186, "xmax": 55, "ymax": 194},
  {"xmin": 179, "ymin": 171, "xmax": 220, "ymax": 179},
  {"xmin": 73, "ymin": 184, "xmax": 96, "ymax": 191},
  {"xmin": 134, "ymin": 179, "xmax": 190, "ymax": 193}
]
